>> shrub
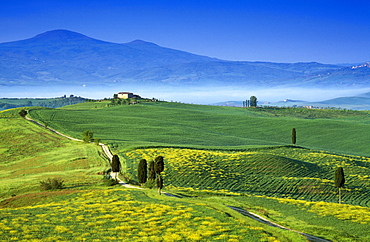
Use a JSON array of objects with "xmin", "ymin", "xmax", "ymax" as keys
[
  {"xmin": 145, "ymin": 179, "xmax": 156, "ymax": 189},
  {"xmin": 121, "ymin": 172, "xmax": 139, "ymax": 185},
  {"xmin": 102, "ymin": 176, "xmax": 119, "ymax": 186},
  {"xmin": 40, "ymin": 178, "xmax": 65, "ymax": 190},
  {"xmin": 82, "ymin": 130, "xmax": 94, "ymax": 143},
  {"xmin": 19, "ymin": 109, "xmax": 27, "ymax": 117},
  {"xmin": 94, "ymin": 138, "xmax": 101, "ymax": 145}
]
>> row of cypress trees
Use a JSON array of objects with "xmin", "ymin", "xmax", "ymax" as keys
[{"xmin": 138, "ymin": 156, "xmax": 165, "ymax": 194}]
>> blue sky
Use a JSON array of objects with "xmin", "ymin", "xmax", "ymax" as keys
[{"xmin": 0, "ymin": 0, "xmax": 369, "ymax": 64}]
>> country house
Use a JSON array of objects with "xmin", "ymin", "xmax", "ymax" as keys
[{"xmin": 116, "ymin": 92, "xmax": 141, "ymax": 99}]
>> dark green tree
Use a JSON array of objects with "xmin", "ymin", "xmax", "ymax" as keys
[
  {"xmin": 19, "ymin": 109, "xmax": 27, "ymax": 117},
  {"xmin": 154, "ymin": 156, "xmax": 164, "ymax": 175},
  {"xmin": 111, "ymin": 154, "xmax": 121, "ymax": 180},
  {"xmin": 250, "ymin": 96, "xmax": 257, "ymax": 107},
  {"xmin": 335, "ymin": 167, "xmax": 345, "ymax": 204},
  {"xmin": 292, "ymin": 128, "xmax": 297, "ymax": 145},
  {"xmin": 82, "ymin": 130, "xmax": 94, "ymax": 142},
  {"xmin": 148, "ymin": 161, "xmax": 156, "ymax": 180},
  {"xmin": 154, "ymin": 156, "xmax": 164, "ymax": 195},
  {"xmin": 138, "ymin": 159, "xmax": 148, "ymax": 186}
]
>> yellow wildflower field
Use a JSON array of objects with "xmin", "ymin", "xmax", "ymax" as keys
[{"xmin": 0, "ymin": 188, "xmax": 271, "ymax": 241}]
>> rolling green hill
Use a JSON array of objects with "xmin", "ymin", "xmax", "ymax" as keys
[
  {"xmin": 123, "ymin": 147, "xmax": 370, "ymax": 207},
  {"xmin": 0, "ymin": 112, "xmax": 109, "ymax": 200},
  {"xmin": 2, "ymin": 103, "xmax": 370, "ymax": 241},
  {"xmin": 29, "ymin": 101, "xmax": 370, "ymax": 156}
]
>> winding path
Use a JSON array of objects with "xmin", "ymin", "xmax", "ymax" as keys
[
  {"xmin": 25, "ymin": 116, "xmax": 135, "ymax": 189},
  {"xmin": 25, "ymin": 116, "xmax": 331, "ymax": 242},
  {"xmin": 227, "ymin": 206, "xmax": 331, "ymax": 242}
]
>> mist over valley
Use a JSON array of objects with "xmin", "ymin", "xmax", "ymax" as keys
[{"xmin": 1, "ymin": 30, "xmax": 369, "ymax": 107}]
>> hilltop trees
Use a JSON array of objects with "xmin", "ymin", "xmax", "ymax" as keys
[
  {"xmin": 250, "ymin": 96, "xmax": 257, "ymax": 107},
  {"xmin": 138, "ymin": 159, "xmax": 148, "ymax": 186},
  {"xmin": 335, "ymin": 167, "xmax": 345, "ymax": 204}
]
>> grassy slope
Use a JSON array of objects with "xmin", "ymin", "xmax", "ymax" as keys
[
  {"xmin": 30, "ymin": 101, "xmax": 370, "ymax": 156},
  {"xmin": 123, "ymin": 147, "xmax": 370, "ymax": 207},
  {"xmin": 0, "ymin": 111, "xmax": 109, "ymax": 199}
]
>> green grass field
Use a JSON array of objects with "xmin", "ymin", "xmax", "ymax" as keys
[
  {"xmin": 1, "ymin": 102, "xmax": 370, "ymax": 241},
  {"xmin": 0, "ymin": 113, "xmax": 109, "ymax": 200},
  {"xmin": 29, "ymin": 101, "xmax": 370, "ymax": 156}
]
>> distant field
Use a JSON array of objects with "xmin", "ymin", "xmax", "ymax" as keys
[
  {"xmin": 0, "ymin": 96, "xmax": 86, "ymax": 109},
  {"xmin": 29, "ymin": 101, "xmax": 370, "ymax": 156}
]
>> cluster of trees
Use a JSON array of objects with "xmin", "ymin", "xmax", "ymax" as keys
[
  {"xmin": 38, "ymin": 96, "xmax": 87, "ymax": 108},
  {"xmin": 243, "ymin": 96, "xmax": 258, "ymax": 108},
  {"xmin": 138, "ymin": 156, "xmax": 165, "ymax": 194},
  {"xmin": 110, "ymin": 97, "xmax": 139, "ymax": 106}
]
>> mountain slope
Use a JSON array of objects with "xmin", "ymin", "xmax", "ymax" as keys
[{"xmin": 0, "ymin": 29, "xmax": 369, "ymax": 89}]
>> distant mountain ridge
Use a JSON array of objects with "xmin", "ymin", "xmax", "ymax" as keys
[{"xmin": 0, "ymin": 29, "xmax": 369, "ymax": 89}]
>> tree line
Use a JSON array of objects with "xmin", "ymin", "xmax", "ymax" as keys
[
  {"xmin": 138, "ymin": 156, "xmax": 165, "ymax": 195},
  {"xmin": 1, "ymin": 96, "xmax": 87, "ymax": 109},
  {"xmin": 243, "ymin": 96, "xmax": 258, "ymax": 108}
]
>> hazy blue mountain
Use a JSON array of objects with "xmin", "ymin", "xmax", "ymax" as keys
[
  {"xmin": 252, "ymin": 91, "xmax": 370, "ymax": 110},
  {"xmin": 0, "ymin": 29, "xmax": 369, "ymax": 90}
]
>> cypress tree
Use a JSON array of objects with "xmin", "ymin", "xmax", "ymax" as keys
[
  {"xmin": 154, "ymin": 156, "xmax": 164, "ymax": 195},
  {"xmin": 138, "ymin": 159, "xmax": 148, "ymax": 186},
  {"xmin": 111, "ymin": 154, "xmax": 121, "ymax": 181},
  {"xmin": 334, "ymin": 167, "xmax": 345, "ymax": 204},
  {"xmin": 111, "ymin": 155, "xmax": 121, "ymax": 172},
  {"xmin": 148, "ymin": 161, "xmax": 156, "ymax": 180},
  {"xmin": 250, "ymin": 96, "xmax": 257, "ymax": 107},
  {"xmin": 154, "ymin": 156, "xmax": 164, "ymax": 175},
  {"xmin": 292, "ymin": 128, "xmax": 297, "ymax": 145}
]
